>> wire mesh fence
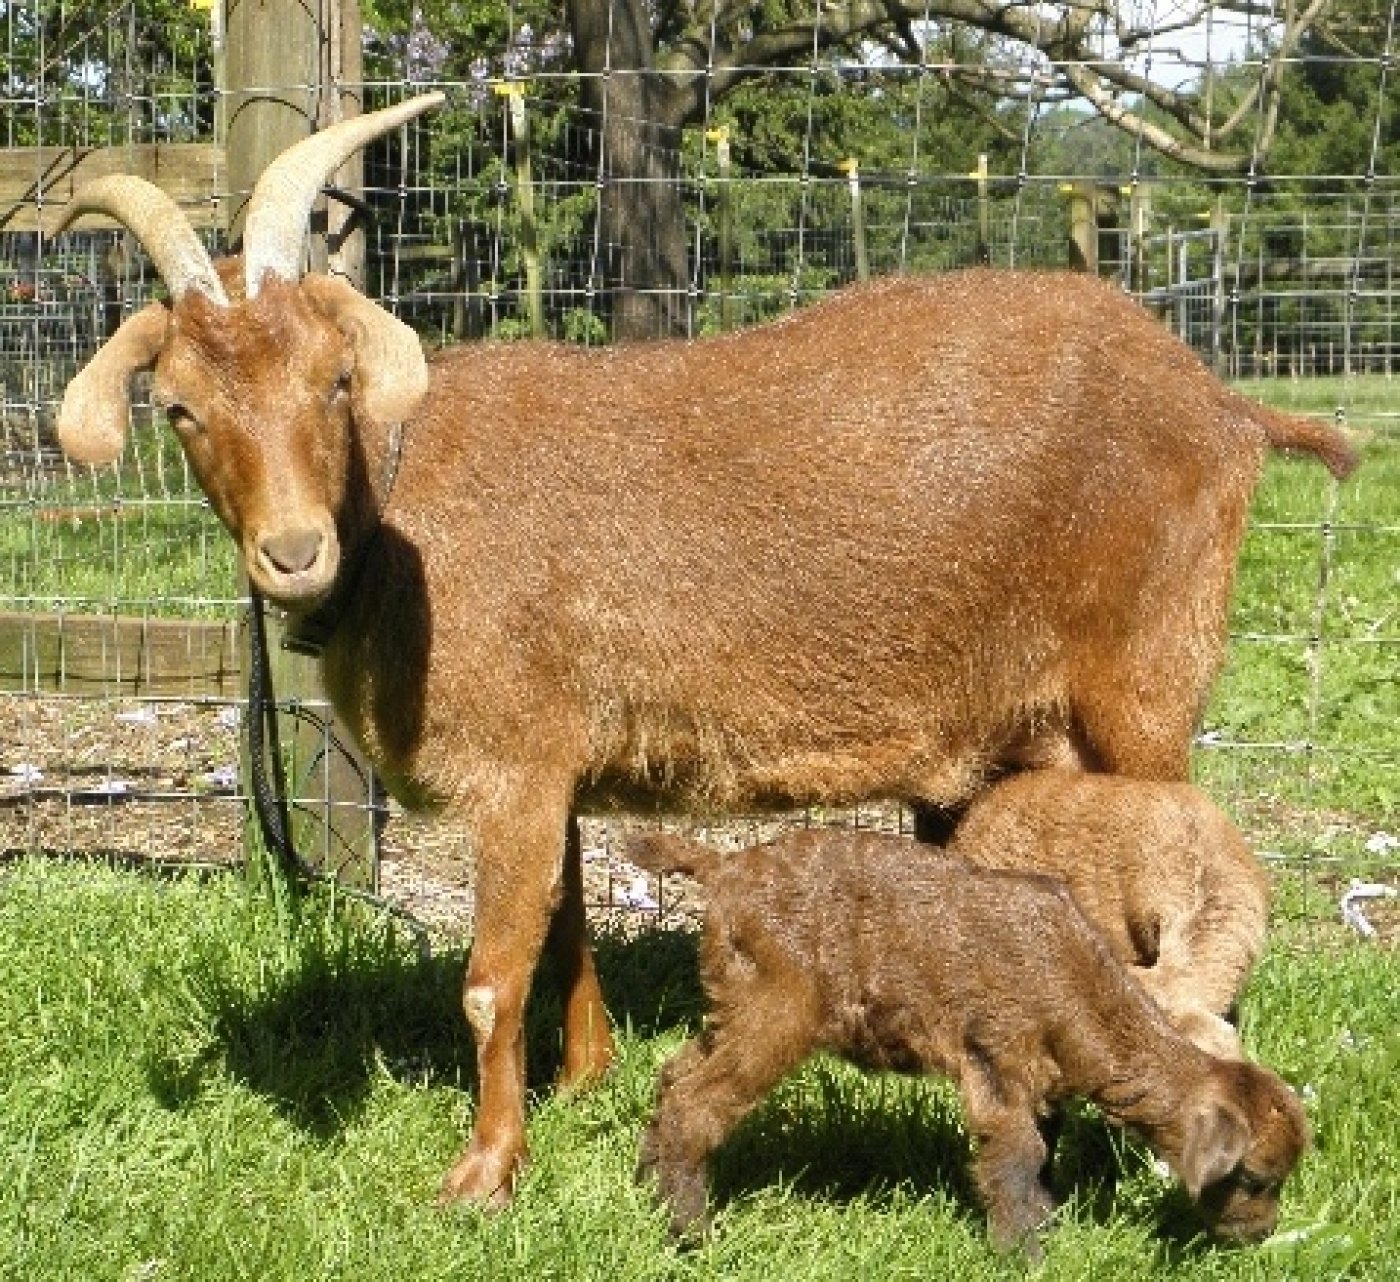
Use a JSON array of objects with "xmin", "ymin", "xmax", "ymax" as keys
[{"xmin": 0, "ymin": 0, "xmax": 1395, "ymax": 938}]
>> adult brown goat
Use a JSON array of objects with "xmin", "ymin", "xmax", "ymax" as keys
[{"xmin": 55, "ymin": 93, "xmax": 1355, "ymax": 1209}]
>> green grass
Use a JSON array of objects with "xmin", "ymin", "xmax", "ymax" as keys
[
  {"xmin": 1, "ymin": 858, "xmax": 1396, "ymax": 1281},
  {"xmin": 1194, "ymin": 375, "xmax": 1398, "ymax": 855},
  {"xmin": 0, "ymin": 419, "xmax": 238, "ymax": 614}
]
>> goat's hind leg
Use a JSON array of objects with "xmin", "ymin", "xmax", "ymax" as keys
[
  {"xmin": 640, "ymin": 993, "xmax": 815, "ymax": 1236},
  {"xmin": 545, "ymin": 814, "xmax": 615, "ymax": 1088}
]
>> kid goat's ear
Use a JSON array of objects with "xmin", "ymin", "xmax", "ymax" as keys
[
  {"xmin": 57, "ymin": 302, "xmax": 169, "ymax": 465},
  {"xmin": 1178, "ymin": 1097, "xmax": 1252, "ymax": 1198}
]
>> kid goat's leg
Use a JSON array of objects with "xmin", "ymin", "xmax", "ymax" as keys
[
  {"xmin": 438, "ymin": 782, "xmax": 574, "ymax": 1209},
  {"xmin": 963, "ymin": 1083, "xmax": 1057, "ymax": 1261},
  {"xmin": 640, "ymin": 987, "xmax": 816, "ymax": 1235}
]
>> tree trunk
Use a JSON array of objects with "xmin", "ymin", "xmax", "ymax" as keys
[{"xmin": 566, "ymin": 0, "xmax": 691, "ymax": 339}]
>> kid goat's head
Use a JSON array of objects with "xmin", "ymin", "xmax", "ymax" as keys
[{"xmin": 56, "ymin": 93, "xmax": 443, "ymax": 609}]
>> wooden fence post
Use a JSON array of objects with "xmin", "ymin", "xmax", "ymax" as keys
[
  {"xmin": 708, "ymin": 126, "xmax": 734, "ymax": 332},
  {"xmin": 496, "ymin": 83, "xmax": 543, "ymax": 338},
  {"xmin": 1128, "ymin": 181, "xmax": 1152, "ymax": 294},
  {"xmin": 223, "ymin": 0, "xmax": 317, "ymax": 248},
  {"xmin": 975, "ymin": 152, "xmax": 990, "ymax": 264},
  {"xmin": 1064, "ymin": 181, "xmax": 1097, "ymax": 273},
  {"xmin": 223, "ymin": 0, "xmax": 381, "ymax": 889},
  {"xmin": 1210, "ymin": 195, "xmax": 1230, "ymax": 376}
]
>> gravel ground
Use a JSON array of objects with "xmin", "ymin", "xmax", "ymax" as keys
[
  {"xmin": 0, "ymin": 692, "xmax": 911, "ymax": 943},
  {"xmin": 3, "ymin": 692, "xmax": 1393, "ymax": 947}
]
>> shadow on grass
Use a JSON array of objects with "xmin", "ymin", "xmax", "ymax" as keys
[
  {"xmin": 1048, "ymin": 1106, "xmax": 1223, "ymax": 1264},
  {"xmin": 709, "ymin": 1060, "xmax": 981, "ymax": 1216},
  {"xmin": 704, "ymin": 1079, "xmax": 1220, "ymax": 1262},
  {"xmin": 136, "ymin": 900, "xmax": 1224, "ymax": 1264},
  {"xmin": 145, "ymin": 916, "xmax": 703, "ymax": 1140}
]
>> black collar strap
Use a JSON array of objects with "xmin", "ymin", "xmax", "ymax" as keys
[{"xmin": 283, "ymin": 420, "xmax": 403, "ymax": 658}]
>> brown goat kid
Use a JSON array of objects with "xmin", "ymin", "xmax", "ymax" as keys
[
  {"xmin": 627, "ymin": 829, "xmax": 1309, "ymax": 1256},
  {"xmin": 945, "ymin": 768, "xmax": 1270, "ymax": 1058},
  {"xmin": 55, "ymin": 95, "xmax": 1352, "ymax": 1208}
]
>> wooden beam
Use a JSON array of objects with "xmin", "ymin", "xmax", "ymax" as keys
[
  {"xmin": 0, "ymin": 611, "xmax": 242, "ymax": 697},
  {"xmin": 0, "ymin": 143, "xmax": 225, "ymax": 235}
]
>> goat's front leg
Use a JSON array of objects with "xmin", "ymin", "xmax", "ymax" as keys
[
  {"xmin": 438, "ymin": 787, "xmax": 572, "ymax": 1209},
  {"xmin": 544, "ymin": 814, "xmax": 615, "ymax": 1088},
  {"xmin": 964, "ymin": 1093, "xmax": 1057, "ymax": 1262}
]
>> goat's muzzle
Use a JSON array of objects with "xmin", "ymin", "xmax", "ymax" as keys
[{"xmin": 250, "ymin": 523, "xmax": 340, "ymax": 607}]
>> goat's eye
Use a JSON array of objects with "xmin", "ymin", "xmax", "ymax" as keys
[
  {"xmin": 1232, "ymin": 1170, "xmax": 1273, "ymax": 1195},
  {"xmin": 331, "ymin": 370, "xmax": 352, "ymax": 402},
  {"xmin": 161, "ymin": 402, "xmax": 202, "ymax": 437}
]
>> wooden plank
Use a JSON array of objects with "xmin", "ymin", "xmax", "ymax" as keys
[
  {"xmin": 0, "ymin": 143, "xmax": 226, "ymax": 235},
  {"xmin": 1, "ymin": 607, "xmax": 379, "ymax": 887},
  {"xmin": 0, "ymin": 611, "xmax": 241, "ymax": 697}
]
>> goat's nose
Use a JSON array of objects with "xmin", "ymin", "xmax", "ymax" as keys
[{"xmin": 260, "ymin": 528, "xmax": 324, "ymax": 575}]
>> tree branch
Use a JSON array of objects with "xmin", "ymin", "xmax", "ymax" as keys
[{"xmin": 642, "ymin": 0, "xmax": 1330, "ymax": 170}]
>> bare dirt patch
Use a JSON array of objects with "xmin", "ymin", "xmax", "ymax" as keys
[
  {"xmin": 5, "ymin": 692, "xmax": 1393, "ymax": 949},
  {"xmin": 1, "ymin": 692, "xmax": 912, "ymax": 943}
]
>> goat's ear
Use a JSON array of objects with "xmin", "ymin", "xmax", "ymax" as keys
[
  {"xmin": 1178, "ymin": 1096, "xmax": 1251, "ymax": 1198},
  {"xmin": 57, "ymin": 302, "xmax": 169, "ymax": 465},
  {"xmin": 302, "ymin": 275, "xmax": 429, "ymax": 427}
]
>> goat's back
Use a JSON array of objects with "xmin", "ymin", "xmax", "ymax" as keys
[
  {"xmin": 340, "ymin": 270, "xmax": 1346, "ymax": 814},
  {"xmin": 946, "ymin": 768, "xmax": 1271, "ymax": 968},
  {"xmin": 674, "ymin": 828, "xmax": 1157, "ymax": 1048}
]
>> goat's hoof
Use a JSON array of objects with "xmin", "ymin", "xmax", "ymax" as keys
[
  {"xmin": 636, "ymin": 1132, "xmax": 710, "ymax": 1239},
  {"xmin": 437, "ymin": 1144, "xmax": 524, "ymax": 1211},
  {"xmin": 656, "ymin": 1170, "xmax": 711, "ymax": 1238},
  {"xmin": 988, "ymin": 1225, "xmax": 1046, "ymax": 1268}
]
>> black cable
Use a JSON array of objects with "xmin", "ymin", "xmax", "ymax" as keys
[
  {"xmin": 244, "ymin": 589, "xmax": 433, "ymax": 956},
  {"xmin": 247, "ymin": 586, "xmax": 302, "ymax": 877}
]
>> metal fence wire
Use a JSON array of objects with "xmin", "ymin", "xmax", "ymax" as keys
[{"xmin": 0, "ymin": 0, "xmax": 1396, "ymax": 938}]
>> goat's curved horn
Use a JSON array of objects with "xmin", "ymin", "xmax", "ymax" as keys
[
  {"xmin": 55, "ymin": 175, "xmax": 229, "ymax": 306},
  {"xmin": 242, "ymin": 92, "xmax": 446, "ymax": 298}
]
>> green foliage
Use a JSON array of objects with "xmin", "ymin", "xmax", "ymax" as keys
[
  {"xmin": 693, "ymin": 270, "xmax": 839, "ymax": 335},
  {"xmin": 718, "ymin": 59, "xmax": 1017, "ymax": 180},
  {"xmin": 1269, "ymin": 0, "xmax": 1400, "ymax": 182},
  {"xmin": 1029, "ymin": 106, "xmax": 1172, "ymax": 182},
  {"xmin": 361, "ymin": 0, "xmax": 564, "ymax": 85},
  {"xmin": 562, "ymin": 306, "xmax": 610, "ymax": 345},
  {"xmin": 0, "ymin": 0, "xmax": 213, "ymax": 145}
]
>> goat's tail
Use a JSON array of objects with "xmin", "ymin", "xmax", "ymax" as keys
[
  {"xmin": 1232, "ymin": 393, "xmax": 1362, "ymax": 480},
  {"xmin": 621, "ymin": 831, "xmax": 724, "ymax": 883}
]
